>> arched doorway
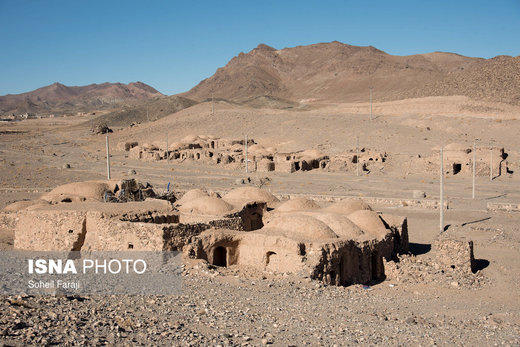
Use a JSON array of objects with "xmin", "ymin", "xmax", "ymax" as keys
[{"xmin": 213, "ymin": 246, "xmax": 227, "ymax": 267}]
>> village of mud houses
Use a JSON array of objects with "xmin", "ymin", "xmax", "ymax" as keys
[{"xmin": 1, "ymin": 2, "xmax": 520, "ymax": 346}]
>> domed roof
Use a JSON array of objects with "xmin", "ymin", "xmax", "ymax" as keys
[
  {"xmin": 41, "ymin": 180, "xmax": 117, "ymax": 202},
  {"xmin": 181, "ymin": 134, "xmax": 200, "ymax": 143},
  {"xmin": 248, "ymin": 144, "xmax": 273, "ymax": 156},
  {"xmin": 263, "ymin": 214, "xmax": 338, "ymax": 240},
  {"xmin": 444, "ymin": 143, "xmax": 470, "ymax": 152},
  {"xmin": 177, "ymin": 189, "xmax": 209, "ymax": 205},
  {"xmin": 169, "ymin": 141, "xmax": 185, "ymax": 150},
  {"xmin": 223, "ymin": 187, "xmax": 279, "ymax": 206},
  {"xmin": 177, "ymin": 196, "xmax": 234, "ymax": 215},
  {"xmin": 300, "ymin": 149, "xmax": 327, "ymax": 159},
  {"xmin": 142, "ymin": 143, "xmax": 159, "ymax": 151},
  {"xmin": 323, "ymin": 199, "xmax": 372, "ymax": 215},
  {"xmin": 303, "ymin": 212, "xmax": 366, "ymax": 240},
  {"xmin": 248, "ymin": 144, "xmax": 264, "ymax": 152},
  {"xmin": 2, "ymin": 199, "xmax": 50, "ymax": 212},
  {"xmin": 347, "ymin": 210, "xmax": 389, "ymax": 239},
  {"xmin": 276, "ymin": 197, "xmax": 321, "ymax": 212}
]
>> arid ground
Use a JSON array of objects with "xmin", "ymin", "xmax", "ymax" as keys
[{"xmin": 1, "ymin": 93, "xmax": 520, "ymax": 345}]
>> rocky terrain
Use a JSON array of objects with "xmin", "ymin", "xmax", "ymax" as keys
[
  {"xmin": 1, "ymin": 40, "xmax": 520, "ymax": 346},
  {"xmin": 0, "ymin": 82, "xmax": 163, "ymax": 116},
  {"xmin": 1, "ymin": 111, "xmax": 520, "ymax": 345},
  {"xmin": 1, "ymin": 269, "xmax": 518, "ymax": 347},
  {"xmin": 183, "ymin": 41, "xmax": 520, "ymax": 106}
]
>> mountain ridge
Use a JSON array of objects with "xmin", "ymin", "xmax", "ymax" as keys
[
  {"xmin": 0, "ymin": 81, "xmax": 163, "ymax": 115},
  {"xmin": 182, "ymin": 41, "xmax": 519, "ymax": 105}
]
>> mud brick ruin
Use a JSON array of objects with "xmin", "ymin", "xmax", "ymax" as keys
[
  {"xmin": 1, "ymin": 178, "xmax": 477, "ymax": 286},
  {"xmin": 119, "ymin": 135, "xmax": 389, "ymax": 175},
  {"xmin": 419, "ymin": 143, "xmax": 514, "ymax": 177}
]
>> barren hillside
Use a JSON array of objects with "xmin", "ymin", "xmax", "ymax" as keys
[
  {"xmin": 183, "ymin": 41, "xmax": 520, "ymax": 105},
  {"xmin": 0, "ymin": 81, "xmax": 163, "ymax": 115}
]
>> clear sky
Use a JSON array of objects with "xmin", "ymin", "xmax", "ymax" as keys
[{"xmin": 0, "ymin": 0, "xmax": 519, "ymax": 96}]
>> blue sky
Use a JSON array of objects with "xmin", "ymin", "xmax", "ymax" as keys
[{"xmin": 0, "ymin": 0, "xmax": 519, "ymax": 96}]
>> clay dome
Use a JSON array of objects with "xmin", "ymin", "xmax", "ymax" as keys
[
  {"xmin": 177, "ymin": 196, "xmax": 234, "ymax": 215},
  {"xmin": 276, "ymin": 197, "xmax": 321, "ymax": 212},
  {"xmin": 444, "ymin": 143, "xmax": 470, "ymax": 152},
  {"xmin": 177, "ymin": 189, "xmax": 209, "ymax": 205},
  {"xmin": 248, "ymin": 144, "xmax": 265, "ymax": 153},
  {"xmin": 323, "ymin": 199, "xmax": 372, "ymax": 215},
  {"xmin": 263, "ymin": 214, "xmax": 338, "ymax": 240},
  {"xmin": 169, "ymin": 141, "xmax": 185, "ymax": 151},
  {"xmin": 181, "ymin": 134, "xmax": 200, "ymax": 143},
  {"xmin": 223, "ymin": 187, "xmax": 280, "ymax": 206},
  {"xmin": 300, "ymin": 149, "xmax": 326, "ymax": 159},
  {"xmin": 347, "ymin": 210, "xmax": 389, "ymax": 239},
  {"xmin": 142, "ymin": 143, "xmax": 159, "ymax": 151},
  {"xmin": 303, "ymin": 212, "xmax": 366, "ymax": 240},
  {"xmin": 2, "ymin": 199, "xmax": 50, "ymax": 212},
  {"xmin": 41, "ymin": 180, "xmax": 117, "ymax": 203}
]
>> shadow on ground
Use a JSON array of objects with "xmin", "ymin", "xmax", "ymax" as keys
[
  {"xmin": 473, "ymin": 259, "xmax": 490, "ymax": 273},
  {"xmin": 409, "ymin": 242, "xmax": 431, "ymax": 256}
]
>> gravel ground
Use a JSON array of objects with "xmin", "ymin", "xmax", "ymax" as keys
[{"xmin": 1, "ymin": 261, "xmax": 519, "ymax": 347}]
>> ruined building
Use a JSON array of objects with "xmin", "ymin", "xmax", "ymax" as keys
[
  {"xmin": 3, "ymin": 180, "xmax": 408, "ymax": 286},
  {"xmin": 119, "ymin": 134, "xmax": 388, "ymax": 175}
]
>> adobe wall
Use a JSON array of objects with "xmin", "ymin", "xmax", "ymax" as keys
[
  {"xmin": 191, "ymin": 225, "xmax": 402, "ymax": 286},
  {"xmin": 192, "ymin": 229, "xmax": 307, "ymax": 273},
  {"xmin": 11, "ymin": 199, "xmax": 265, "ymax": 252},
  {"xmin": 14, "ymin": 210, "xmax": 87, "ymax": 251}
]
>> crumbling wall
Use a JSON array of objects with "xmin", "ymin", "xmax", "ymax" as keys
[
  {"xmin": 82, "ymin": 212, "xmax": 165, "ymax": 251},
  {"xmin": 162, "ymin": 223, "xmax": 212, "ymax": 251},
  {"xmin": 380, "ymin": 214, "xmax": 409, "ymax": 255},
  {"xmin": 14, "ymin": 210, "xmax": 87, "ymax": 251},
  {"xmin": 433, "ymin": 233, "xmax": 476, "ymax": 274}
]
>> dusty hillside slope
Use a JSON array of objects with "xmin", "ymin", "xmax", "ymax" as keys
[
  {"xmin": 0, "ymin": 81, "xmax": 163, "ymax": 115},
  {"xmin": 88, "ymin": 95, "xmax": 198, "ymax": 127},
  {"xmin": 183, "ymin": 41, "xmax": 519, "ymax": 105}
]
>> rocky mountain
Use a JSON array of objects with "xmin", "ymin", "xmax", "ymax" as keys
[
  {"xmin": 0, "ymin": 81, "xmax": 163, "ymax": 115},
  {"xmin": 183, "ymin": 41, "xmax": 520, "ymax": 105}
]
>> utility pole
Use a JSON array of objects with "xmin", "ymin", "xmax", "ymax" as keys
[
  {"xmin": 472, "ymin": 141, "xmax": 476, "ymax": 199},
  {"xmin": 212, "ymin": 93, "xmax": 215, "ymax": 116},
  {"xmin": 490, "ymin": 145, "xmax": 493, "ymax": 181},
  {"xmin": 245, "ymin": 134, "xmax": 248, "ymax": 173},
  {"xmin": 369, "ymin": 88, "xmax": 373, "ymax": 121},
  {"xmin": 440, "ymin": 147, "xmax": 444, "ymax": 232},
  {"xmin": 166, "ymin": 132, "xmax": 169, "ymax": 161},
  {"xmin": 106, "ymin": 135, "xmax": 111, "ymax": 180},
  {"xmin": 356, "ymin": 136, "xmax": 360, "ymax": 177}
]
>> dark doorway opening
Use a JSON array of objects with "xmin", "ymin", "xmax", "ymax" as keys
[
  {"xmin": 453, "ymin": 163, "xmax": 462, "ymax": 175},
  {"xmin": 265, "ymin": 251, "xmax": 276, "ymax": 266},
  {"xmin": 213, "ymin": 246, "xmax": 227, "ymax": 267}
]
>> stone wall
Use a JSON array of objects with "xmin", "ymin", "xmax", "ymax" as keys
[{"xmin": 433, "ymin": 233, "xmax": 476, "ymax": 274}]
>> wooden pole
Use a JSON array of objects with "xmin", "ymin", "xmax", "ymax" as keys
[
  {"xmin": 356, "ymin": 136, "xmax": 360, "ymax": 177},
  {"xmin": 440, "ymin": 147, "xmax": 444, "ymax": 232},
  {"xmin": 490, "ymin": 146, "xmax": 493, "ymax": 181},
  {"xmin": 369, "ymin": 88, "xmax": 373, "ymax": 121},
  {"xmin": 212, "ymin": 94, "xmax": 215, "ymax": 116},
  {"xmin": 166, "ymin": 132, "xmax": 169, "ymax": 161},
  {"xmin": 106, "ymin": 135, "xmax": 111, "ymax": 180},
  {"xmin": 245, "ymin": 134, "xmax": 248, "ymax": 173},
  {"xmin": 472, "ymin": 142, "xmax": 476, "ymax": 199}
]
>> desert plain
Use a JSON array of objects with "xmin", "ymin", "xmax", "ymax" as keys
[{"xmin": 0, "ymin": 42, "xmax": 520, "ymax": 346}]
